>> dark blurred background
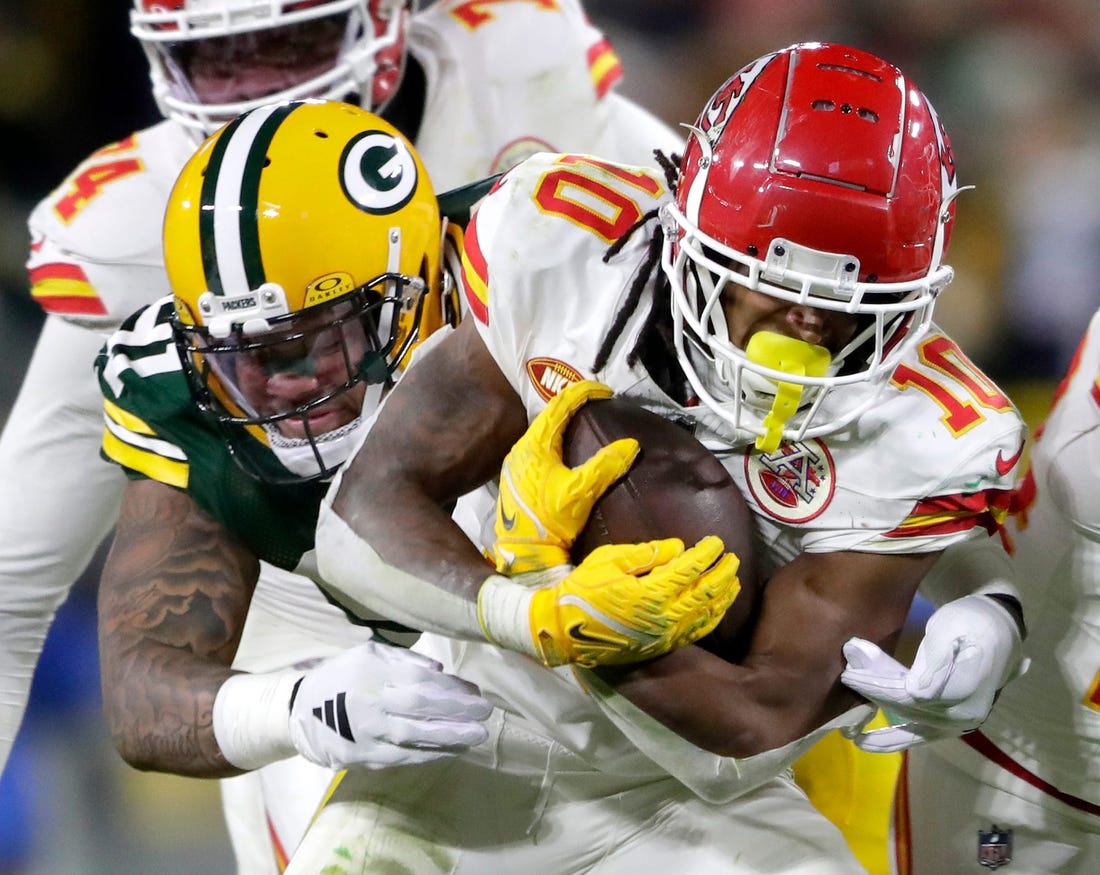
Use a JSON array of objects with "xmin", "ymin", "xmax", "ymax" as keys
[
  {"xmin": 1, "ymin": 2, "xmax": 158, "ymax": 411},
  {"xmin": 0, "ymin": 4, "xmax": 230, "ymax": 873},
  {"xmin": 3, "ymin": 1, "xmax": 1096, "ymax": 871}
]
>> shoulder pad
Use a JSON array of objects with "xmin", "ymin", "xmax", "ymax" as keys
[
  {"xmin": 27, "ymin": 121, "xmax": 193, "ymax": 322},
  {"xmin": 29, "ymin": 120, "xmax": 192, "ymax": 265},
  {"xmin": 415, "ymin": 0, "xmax": 617, "ymax": 94},
  {"xmin": 98, "ymin": 296, "xmax": 187, "ymax": 411}
]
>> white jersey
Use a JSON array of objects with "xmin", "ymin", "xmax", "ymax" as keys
[
  {"xmin": 439, "ymin": 150, "xmax": 1026, "ymax": 797},
  {"xmin": 4, "ymin": 0, "xmax": 681, "ymax": 867},
  {"xmin": 287, "ymin": 148, "xmax": 1027, "ymax": 875},
  {"xmin": 890, "ymin": 313, "xmax": 1100, "ymax": 874},
  {"xmin": 949, "ymin": 308, "xmax": 1100, "ymax": 799},
  {"xmin": 974, "ymin": 309, "xmax": 1100, "ymax": 806},
  {"xmin": 468, "ymin": 152, "xmax": 1024, "ymax": 556}
]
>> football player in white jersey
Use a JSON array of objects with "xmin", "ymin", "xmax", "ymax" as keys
[
  {"xmin": 886, "ymin": 310, "xmax": 1100, "ymax": 874},
  {"xmin": 302, "ymin": 42, "xmax": 1031, "ymax": 874},
  {"xmin": 96, "ymin": 97, "xmax": 732, "ymax": 871},
  {"xmin": 5, "ymin": 0, "xmax": 681, "ymax": 870}
]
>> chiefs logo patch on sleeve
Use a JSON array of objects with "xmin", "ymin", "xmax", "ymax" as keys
[{"xmin": 744, "ymin": 439, "xmax": 836, "ymax": 523}]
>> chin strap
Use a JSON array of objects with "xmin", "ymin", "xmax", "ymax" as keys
[{"xmin": 745, "ymin": 332, "xmax": 831, "ymax": 452}]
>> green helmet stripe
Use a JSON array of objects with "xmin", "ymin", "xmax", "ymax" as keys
[{"xmin": 199, "ymin": 101, "xmax": 302, "ymax": 297}]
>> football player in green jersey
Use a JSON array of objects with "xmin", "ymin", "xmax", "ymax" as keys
[{"xmin": 94, "ymin": 99, "xmax": 493, "ymax": 796}]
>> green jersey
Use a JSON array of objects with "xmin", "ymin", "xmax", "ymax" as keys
[{"xmin": 96, "ymin": 296, "xmax": 329, "ymax": 571}]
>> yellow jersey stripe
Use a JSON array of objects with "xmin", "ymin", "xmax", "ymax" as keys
[{"xmin": 101, "ymin": 428, "xmax": 189, "ymax": 489}]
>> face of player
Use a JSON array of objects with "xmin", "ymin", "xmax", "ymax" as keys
[
  {"xmin": 177, "ymin": 15, "xmax": 347, "ymax": 104},
  {"xmin": 231, "ymin": 309, "xmax": 370, "ymax": 440},
  {"xmin": 720, "ymin": 283, "xmax": 861, "ymax": 356}
]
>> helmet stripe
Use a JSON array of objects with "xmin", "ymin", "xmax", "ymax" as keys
[
  {"xmin": 198, "ymin": 101, "xmax": 300, "ymax": 297},
  {"xmin": 198, "ymin": 111, "xmax": 248, "ymax": 296}
]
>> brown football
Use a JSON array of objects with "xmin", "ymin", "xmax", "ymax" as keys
[{"xmin": 562, "ymin": 396, "xmax": 759, "ymax": 658}]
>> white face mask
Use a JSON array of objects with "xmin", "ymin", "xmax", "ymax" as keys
[
  {"xmin": 662, "ymin": 201, "xmax": 946, "ymax": 450},
  {"xmin": 132, "ymin": 0, "xmax": 411, "ymax": 136}
]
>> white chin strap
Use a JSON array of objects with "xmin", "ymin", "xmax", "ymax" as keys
[{"xmin": 681, "ymin": 266, "xmax": 833, "ymax": 450}]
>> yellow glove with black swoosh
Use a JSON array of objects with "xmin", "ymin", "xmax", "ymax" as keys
[
  {"xmin": 490, "ymin": 380, "xmax": 639, "ymax": 574},
  {"xmin": 477, "ymin": 536, "xmax": 741, "ymax": 668}
]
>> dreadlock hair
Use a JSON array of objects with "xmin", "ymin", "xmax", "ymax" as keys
[{"xmin": 591, "ymin": 150, "xmax": 693, "ymax": 403}]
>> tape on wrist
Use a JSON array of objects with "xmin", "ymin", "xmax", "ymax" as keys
[
  {"xmin": 212, "ymin": 670, "xmax": 301, "ymax": 771},
  {"xmin": 476, "ymin": 574, "xmax": 536, "ymax": 654}
]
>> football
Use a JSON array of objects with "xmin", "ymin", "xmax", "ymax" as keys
[{"xmin": 562, "ymin": 396, "xmax": 759, "ymax": 657}]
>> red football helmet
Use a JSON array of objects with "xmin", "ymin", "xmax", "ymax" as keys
[
  {"xmin": 131, "ymin": 0, "xmax": 415, "ymax": 137},
  {"xmin": 661, "ymin": 42, "xmax": 962, "ymax": 448}
]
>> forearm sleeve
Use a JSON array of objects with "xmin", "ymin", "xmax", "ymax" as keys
[
  {"xmin": 314, "ymin": 500, "xmax": 483, "ymax": 638},
  {"xmin": 578, "ymin": 666, "xmax": 875, "ymax": 803}
]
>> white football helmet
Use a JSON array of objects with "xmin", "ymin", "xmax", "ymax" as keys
[
  {"xmin": 131, "ymin": 0, "xmax": 415, "ymax": 137},
  {"xmin": 662, "ymin": 42, "xmax": 963, "ymax": 450}
]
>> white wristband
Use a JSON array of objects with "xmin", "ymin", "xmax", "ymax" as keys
[
  {"xmin": 212, "ymin": 670, "xmax": 301, "ymax": 771},
  {"xmin": 919, "ymin": 538, "xmax": 1019, "ymax": 606},
  {"xmin": 476, "ymin": 567, "xmax": 573, "ymax": 654},
  {"xmin": 476, "ymin": 574, "xmax": 535, "ymax": 653}
]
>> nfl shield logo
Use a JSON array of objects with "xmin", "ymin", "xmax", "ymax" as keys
[{"xmin": 977, "ymin": 825, "xmax": 1013, "ymax": 869}]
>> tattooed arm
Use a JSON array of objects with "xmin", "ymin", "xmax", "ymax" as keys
[
  {"xmin": 97, "ymin": 477, "xmax": 259, "ymax": 777},
  {"xmin": 98, "ymin": 477, "xmax": 493, "ymax": 778}
]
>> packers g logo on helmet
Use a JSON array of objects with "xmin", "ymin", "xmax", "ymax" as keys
[
  {"xmin": 164, "ymin": 98, "xmax": 452, "ymax": 485},
  {"xmin": 342, "ymin": 131, "xmax": 419, "ymax": 214}
]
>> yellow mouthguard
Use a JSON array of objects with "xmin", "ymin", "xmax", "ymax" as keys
[{"xmin": 744, "ymin": 331, "xmax": 831, "ymax": 452}]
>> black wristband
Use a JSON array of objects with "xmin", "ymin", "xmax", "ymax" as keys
[
  {"xmin": 982, "ymin": 592, "xmax": 1026, "ymax": 641},
  {"xmin": 287, "ymin": 676, "xmax": 305, "ymax": 713}
]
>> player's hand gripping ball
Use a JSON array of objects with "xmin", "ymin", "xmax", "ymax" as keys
[
  {"xmin": 491, "ymin": 380, "xmax": 639, "ymax": 575},
  {"xmin": 479, "ymin": 387, "xmax": 757, "ymax": 667},
  {"xmin": 562, "ymin": 396, "xmax": 760, "ymax": 656}
]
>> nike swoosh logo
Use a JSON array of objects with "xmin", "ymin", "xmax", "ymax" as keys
[
  {"xmin": 567, "ymin": 625, "xmax": 609, "ymax": 645},
  {"xmin": 559, "ymin": 596, "xmax": 659, "ymax": 646},
  {"xmin": 498, "ymin": 469, "xmax": 520, "ymax": 531},
  {"xmin": 996, "ymin": 443, "xmax": 1025, "ymax": 477}
]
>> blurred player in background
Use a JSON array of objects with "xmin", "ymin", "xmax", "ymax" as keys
[
  {"xmin": 295, "ymin": 41, "xmax": 1029, "ymax": 874},
  {"xmin": 6, "ymin": 0, "xmax": 680, "ymax": 871},
  {"xmin": 888, "ymin": 309, "xmax": 1100, "ymax": 874}
]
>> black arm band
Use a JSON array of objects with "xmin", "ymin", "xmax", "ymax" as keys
[
  {"xmin": 287, "ymin": 676, "xmax": 304, "ymax": 713},
  {"xmin": 983, "ymin": 592, "xmax": 1026, "ymax": 640}
]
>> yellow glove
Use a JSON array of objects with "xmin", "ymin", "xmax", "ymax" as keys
[
  {"xmin": 491, "ymin": 380, "xmax": 640, "ymax": 575},
  {"xmin": 478, "ymin": 536, "xmax": 741, "ymax": 668}
]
